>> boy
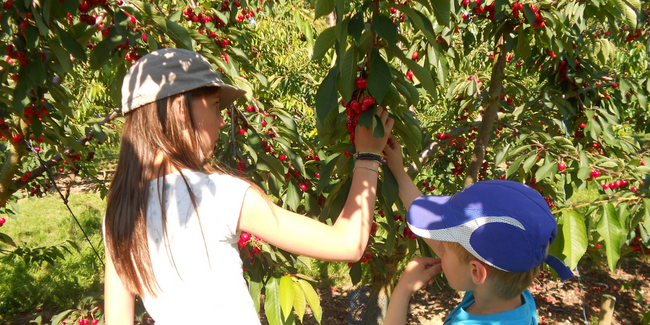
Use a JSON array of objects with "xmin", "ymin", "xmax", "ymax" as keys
[{"xmin": 382, "ymin": 136, "xmax": 574, "ymax": 324}]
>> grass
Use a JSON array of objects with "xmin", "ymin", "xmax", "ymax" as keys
[{"xmin": 0, "ymin": 193, "xmax": 106, "ymax": 322}]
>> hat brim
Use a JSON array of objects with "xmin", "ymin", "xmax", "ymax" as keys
[
  {"xmin": 211, "ymin": 81, "xmax": 247, "ymax": 110},
  {"xmin": 407, "ymin": 195, "xmax": 459, "ymax": 242}
]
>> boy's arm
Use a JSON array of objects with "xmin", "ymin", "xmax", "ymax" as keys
[
  {"xmin": 385, "ymin": 286, "xmax": 413, "ymax": 325},
  {"xmin": 384, "ymin": 136, "xmax": 442, "ymax": 257},
  {"xmin": 383, "ymin": 135, "xmax": 424, "ymax": 209}
]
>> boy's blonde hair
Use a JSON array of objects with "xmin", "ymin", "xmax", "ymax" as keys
[{"xmin": 446, "ymin": 242, "xmax": 543, "ymax": 300}]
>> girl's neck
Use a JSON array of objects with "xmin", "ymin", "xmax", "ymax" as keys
[
  {"xmin": 465, "ymin": 285, "xmax": 522, "ymax": 315},
  {"xmin": 153, "ymin": 152, "xmax": 180, "ymax": 177}
]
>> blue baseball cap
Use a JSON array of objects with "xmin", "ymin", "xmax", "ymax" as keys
[{"xmin": 407, "ymin": 180, "xmax": 574, "ymax": 280}]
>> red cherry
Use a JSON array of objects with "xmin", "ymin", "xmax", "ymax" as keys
[
  {"xmin": 34, "ymin": 146, "xmax": 40, "ymax": 152},
  {"xmin": 92, "ymin": 320, "xmax": 99, "ymax": 325},
  {"xmin": 261, "ymin": 121, "xmax": 267, "ymax": 127},
  {"xmin": 355, "ymin": 77, "xmax": 367, "ymax": 89},
  {"xmin": 238, "ymin": 128, "xmax": 246, "ymax": 135},
  {"xmin": 412, "ymin": 51, "xmax": 419, "ymax": 60},
  {"xmin": 78, "ymin": 1, "xmax": 90, "ymax": 13},
  {"xmin": 246, "ymin": 106, "xmax": 254, "ymax": 112},
  {"xmin": 349, "ymin": 100, "xmax": 361, "ymax": 112},
  {"xmin": 240, "ymin": 232, "xmax": 251, "ymax": 242},
  {"xmin": 129, "ymin": 16, "xmax": 136, "ymax": 24},
  {"xmin": 316, "ymin": 173, "xmax": 320, "ymax": 178},
  {"xmin": 361, "ymin": 96, "xmax": 376, "ymax": 107},
  {"xmin": 279, "ymin": 154, "xmax": 287, "ymax": 161},
  {"xmin": 602, "ymin": 184, "xmax": 609, "ymax": 190},
  {"xmin": 595, "ymin": 244, "xmax": 601, "ymax": 249},
  {"xmin": 0, "ymin": 218, "xmax": 5, "ymax": 224},
  {"xmin": 580, "ymin": 123, "xmax": 586, "ymax": 128},
  {"xmin": 558, "ymin": 163, "xmax": 566, "ymax": 171},
  {"xmin": 406, "ymin": 70, "xmax": 413, "ymax": 80},
  {"xmin": 300, "ymin": 184, "xmax": 308, "ymax": 191},
  {"xmin": 631, "ymin": 186, "xmax": 637, "ymax": 192}
]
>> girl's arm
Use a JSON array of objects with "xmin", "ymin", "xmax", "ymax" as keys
[
  {"xmin": 104, "ymin": 248, "xmax": 136, "ymax": 325},
  {"xmin": 238, "ymin": 107, "xmax": 394, "ymax": 262}
]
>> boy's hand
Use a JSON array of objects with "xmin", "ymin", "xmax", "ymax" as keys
[
  {"xmin": 383, "ymin": 135, "xmax": 405, "ymax": 175},
  {"xmin": 395, "ymin": 257, "xmax": 442, "ymax": 295}
]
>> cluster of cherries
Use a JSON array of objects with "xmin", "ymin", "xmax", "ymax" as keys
[
  {"xmin": 343, "ymin": 77, "xmax": 377, "ymax": 145},
  {"xmin": 238, "ymin": 231, "xmax": 264, "ymax": 266},
  {"xmin": 77, "ymin": 318, "xmax": 99, "ymax": 325}
]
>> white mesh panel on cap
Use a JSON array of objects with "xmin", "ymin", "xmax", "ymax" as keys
[{"xmin": 409, "ymin": 216, "xmax": 525, "ymax": 271}]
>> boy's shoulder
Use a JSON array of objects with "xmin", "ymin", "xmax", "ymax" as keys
[{"xmin": 443, "ymin": 290, "xmax": 538, "ymax": 325}]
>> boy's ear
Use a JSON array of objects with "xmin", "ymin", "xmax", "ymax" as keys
[{"xmin": 469, "ymin": 260, "xmax": 488, "ymax": 285}]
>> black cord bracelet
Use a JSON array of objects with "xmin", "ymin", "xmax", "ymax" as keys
[{"xmin": 353, "ymin": 152, "xmax": 385, "ymax": 164}]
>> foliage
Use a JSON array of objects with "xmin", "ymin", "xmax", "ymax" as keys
[{"xmin": 1, "ymin": 0, "xmax": 650, "ymax": 323}]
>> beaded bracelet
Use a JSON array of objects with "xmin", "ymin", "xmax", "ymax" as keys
[
  {"xmin": 353, "ymin": 166, "xmax": 379, "ymax": 175},
  {"xmin": 353, "ymin": 152, "xmax": 385, "ymax": 164}
]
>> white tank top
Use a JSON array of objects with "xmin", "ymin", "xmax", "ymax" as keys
[{"xmin": 140, "ymin": 170, "xmax": 259, "ymax": 324}]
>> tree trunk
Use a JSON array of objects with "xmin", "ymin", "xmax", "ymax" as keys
[
  {"xmin": 361, "ymin": 244, "xmax": 407, "ymax": 325},
  {"xmin": 464, "ymin": 24, "xmax": 512, "ymax": 187}
]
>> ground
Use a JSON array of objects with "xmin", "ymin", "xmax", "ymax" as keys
[{"xmin": 260, "ymin": 255, "xmax": 650, "ymax": 325}]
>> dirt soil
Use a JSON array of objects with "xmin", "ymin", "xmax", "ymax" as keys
[{"xmin": 262, "ymin": 255, "xmax": 650, "ymax": 325}]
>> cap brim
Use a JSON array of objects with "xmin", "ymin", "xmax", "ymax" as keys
[
  {"xmin": 407, "ymin": 195, "xmax": 459, "ymax": 242},
  {"xmin": 215, "ymin": 82, "xmax": 247, "ymax": 110}
]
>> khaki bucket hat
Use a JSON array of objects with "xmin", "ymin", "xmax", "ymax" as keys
[{"xmin": 121, "ymin": 48, "xmax": 246, "ymax": 114}]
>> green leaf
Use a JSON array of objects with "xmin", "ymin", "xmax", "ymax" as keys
[
  {"xmin": 367, "ymin": 49, "xmax": 391, "ymax": 104},
  {"xmin": 292, "ymin": 282, "xmax": 307, "ymax": 323},
  {"xmin": 522, "ymin": 152, "xmax": 537, "ymax": 173},
  {"xmin": 516, "ymin": 28, "xmax": 531, "ymax": 60},
  {"xmin": 389, "ymin": 44, "xmax": 437, "ymax": 98},
  {"xmin": 0, "ymin": 233, "xmax": 16, "ymax": 247},
  {"xmin": 265, "ymin": 277, "xmax": 284, "ymax": 325},
  {"xmin": 314, "ymin": 0, "xmax": 335, "ymax": 20},
  {"xmin": 495, "ymin": 144, "xmax": 510, "ymax": 166},
  {"xmin": 506, "ymin": 154, "xmax": 526, "ymax": 178},
  {"xmin": 165, "ymin": 19, "xmax": 193, "ymax": 49},
  {"xmin": 391, "ymin": 4, "xmax": 437, "ymax": 44},
  {"xmin": 577, "ymin": 167, "xmax": 591, "ymax": 180},
  {"xmin": 429, "ymin": 0, "xmax": 451, "ymax": 25},
  {"xmin": 286, "ymin": 181, "xmax": 302, "ymax": 212},
  {"xmin": 298, "ymin": 280, "xmax": 322, "ymax": 323},
  {"xmin": 54, "ymin": 24, "xmax": 87, "ymax": 62},
  {"xmin": 372, "ymin": 14, "xmax": 397, "ymax": 44},
  {"xmin": 382, "ymin": 166, "xmax": 399, "ymax": 207},
  {"xmin": 315, "ymin": 66, "xmax": 339, "ymax": 127},
  {"xmin": 48, "ymin": 39, "xmax": 72, "ymax": 73},
  {"xmin": 372, "ymin": 115, "xmax": 385, "ymax": 138},
  {"xmin": 279, "ymin": 275, "xmax": 295, "ymax": 321},
  {"xmin": 358, "ymin": 107, "xmax": 375, "ymax": 130},
  {"xmin": 597, "ymin": 203, "xmax": 623, "ymax": 273},
  {"xmin": 249, "ymin": 267, "xmax": 263, "ymax": 314},
  {"xmin": 50, "ymin": 309, "xmax": 74, "ymax": 325},
  {"xmin": 312, "ymin": 27, "xmax": 336, "ymax": 61},
  {"xmin": 561, "ymin": 210, "xmax": 588, "ymax": 270},
  {"xmin": 272, "ymin": 110, "xmax": 302, "ymax": 143},
  {"xmin": 535, "ymin": 160, "xmax": 557, "ymax": 182},
  {"xmin": 613, "ymin": 0, "xmax": 638, "ymax": 29},
  {"xmin": 349, "ymin": 262, "xmax": 362, "ymax": 285},
  {"xmin": 338, "ymin": 45, "xmax": 357, "ymax": 103},
  {"xmin": 348, "ymin": 11, "xmax": 364, "ymax": 42},
  {"xmin": 643, "ymin": 199, "xmax": 650, "ymax": 239}
]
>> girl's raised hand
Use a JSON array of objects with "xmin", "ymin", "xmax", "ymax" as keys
[{"xmin": 353, "ymin": 107, "xmax": 394, "ymax": 154}]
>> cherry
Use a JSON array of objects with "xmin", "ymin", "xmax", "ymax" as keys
[
  {"xmin": 558, "ymin": 163, "xmax": 566, "ymax": 171},
  {"xmin": 238, "ymin": 128, "xmax": 246, "ymax": 135},
  {"xmin": 240, "ymin": 232, "xmax": 251, "ymax": 242},
  {"xmin": 261, "ymin": 121, "xmax": 267, "ymax": 127},
  {"xmin": 580, "ymin": 123, "xmax": 586, "ymax": 128},
  {"xmin": 406, "ymin": 70, "xmax": 413, "ymax": 80},
  {"xmin": 602, "ymin": 183, "xmax": 609, "ymax": 190},
  {"xmin": 300, "ymin": 184, "xmax": 308, "ymax": 191},
  {"xmin": 246, "ymin": 106, "xmax": 254, "ymax": 112},
  {"xmin": 412, "ymin": 51, "xmax": 418, "ymax": 60},
  {"xmin": 355, "ymin": 77, "xmax": 367, "ymax": 89},
  {"xmin": 316, "ymin": 172, "xmax": 320, "ymax": 178},
  {"xmin": 631, "ymin": 186, "xmax": 637, "ymax": 192},
  {"xmin": 279, "ymin": 154, "xmax": 287, "ymax": 161},
  {"xmin": 11, "ymin": 134, "xmax": 23, "ymax": 144},
  {"xmin": 34, "ymin": 146, "xmax": 40, "ymax": 152},
  {"xmin": 78, "ymin": 1, "xmax": 90, "ymax": 13},
  {"xmin": 349, "ymin": 100, "xmax": 361, "ymax": 112},
  {"xmin": 361, "ymin": 96, "xmax": 376, "ymax": 107},
  {"xmin": 92, "ymin": 320, "xmax": 99, "ymax": 325}
]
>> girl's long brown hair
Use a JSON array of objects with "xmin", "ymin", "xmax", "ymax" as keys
[{"xmin": 105, "ymin": 87, "xmax": 220, "ymax": 297}]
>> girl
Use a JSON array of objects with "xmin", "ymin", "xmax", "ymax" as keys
[{"xmin": 103, "ymin": 48, "xmax": 394, "ymax": 324}]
